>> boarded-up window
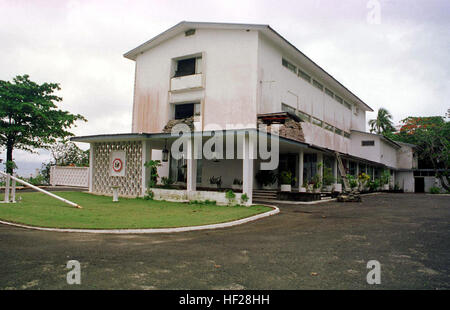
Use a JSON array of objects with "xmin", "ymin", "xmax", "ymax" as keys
[{"xmin": 174, "ymin": 58, "xmax": 196, "ymax": 77}]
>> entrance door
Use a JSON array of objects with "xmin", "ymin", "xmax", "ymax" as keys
[{"xmin": 414, "ymin": 177, "xmax": 424, "ymax": 193}]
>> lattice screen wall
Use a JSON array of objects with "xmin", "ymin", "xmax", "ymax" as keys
[
  {"xmin": 50, "ymin": 166, "xmax": 89, "ymax": 187},
  {"xmin": 92, "ymin": 141, "xmax": 143, "ymax": 197}
]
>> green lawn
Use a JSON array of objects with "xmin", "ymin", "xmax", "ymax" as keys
[{"xmin": 0, "ymin": 191, "xmax": 272, "ymax": 229}]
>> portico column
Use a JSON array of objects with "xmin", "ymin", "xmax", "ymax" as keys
[
  {"xmin": 356, "ymin": 162, "xmax": 360, "ymax": 176},
  {"xmin": 298, "ymin": 150, "xmax": 304, "ymax": 189},
  {"xmin": 242, "ymin": 133, "xmax": 254, "ymax": 205},
  {"xmin": 89, "ymin": 144, "xmax": 94, "ymax": 193},
  {"xmin": 187, "ymin": 137, "xmax": 197, "ymax": 192},
  {"xmin": 317, "ymin": 153, "xmax": 323, "ymax": 180},
  {"xmin": 142, "ymin": 140, "xmax": 152, "ymax": 196}
]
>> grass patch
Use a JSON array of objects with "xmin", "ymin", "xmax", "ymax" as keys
[{"xmin": 0, "ymin": 192, "xmax": 272, "ymax": 229}]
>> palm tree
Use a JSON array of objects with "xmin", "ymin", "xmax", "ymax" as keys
[{"xmin": 369, "ymin": 108, "xmax": 395, "ymax": 134}]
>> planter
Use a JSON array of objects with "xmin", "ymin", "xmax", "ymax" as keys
[
  {"xmin": 313, "ymin": 188, "xmax": 321, "ymax": 193},
  {"xmin": 333, "ymin": 183, "xmax": 342, "ymax": 193},
  {"xmin": 231, "ymin": 184, "xmax": 242, "ymax": 190},
  {"xmin": 209, "ymin": 184, "xmax": 219, "ymax": 189},
  {"xmin": 323, "ymin": 185, "xmax": 333, "ymax": 192},
  {"xmin": 280, "ymin": 184, "xmax": 291, "ymax": 192},
  {"xmin": 262, "ymin": 184, "xmax": 274, "ymax": 190},
  {"xmin": 299, "ymin": 187, "xmax": 307, "ymax": 193},
  {"xmin": 383, "ymin": 184, "xmax": 389, "ymax": 190}
]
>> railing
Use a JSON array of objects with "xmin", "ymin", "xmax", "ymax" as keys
[
  {"xmin": 170, "ymin": 73, "xmax": 203, "ymax": 92},
  {"xmin": 0, "ymin": 171, "xmax": 81, "ymax": 208}
]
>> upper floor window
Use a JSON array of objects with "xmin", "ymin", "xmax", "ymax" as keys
[
  {"xmin": 174, "ymin": 56, "xmax": 202, "ymax": 77},
  {"xmin": 174, "ymin": 102, "xmax": 200, "ymax": 119},
  {"xmin": 361, "ymin": 140, "xmax": 375, "ymax": 146},
  {"xmin": 312, "ymin": 79, "xmax": 323, "ymax": 91},
  {"xmin": 282, "ymin": 58, "xmax": 297, "ymax": 74},
  {"xmin": 298, "ymin": 69, "xmax": 311, "ymax": 83}
]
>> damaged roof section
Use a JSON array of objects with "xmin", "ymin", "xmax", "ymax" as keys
[{"xmin": 258, "ymin": 112, "xmax": 305, "ymax": 143}]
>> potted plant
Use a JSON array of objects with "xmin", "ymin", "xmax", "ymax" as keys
[
  {"xmin": 347, "ymin": 174, "xmax": 358, "ymax": 191},
  {"xmin": 209, "ymin": 176, "xmax": 222, "ymax": 189},
  {"xmin": 322, "ymin": 167, "xmax": 335, "ymax": 192},
  {"xmin": 311, "ymin": 174, "xmax": 322, "ymax": 193},
  {"xmin": 300, "ymin": 180, "xmax": 308, "ymax": 192},
  {"xmin": 231, "ymin": 178, "xmax": 242, "ymax": 190},
  {"xmin": 255, "ymin": 170, "xmax": 277, "ymax": 190},
  {"xmin": 381, "ymin": 170, "xmax": 390, "ymax": 190},
  {"xmin": 358, "ymin": 172, "xmax": 370, "ymax": 192},
  {"xmin": 279, "ymin": 171, "xmax": 296, "ymax": 192}
]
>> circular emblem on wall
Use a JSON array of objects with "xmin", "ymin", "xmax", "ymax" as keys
[{"xmin": 112, "ymin": 158, "xmax": 123, "ymax": 172}]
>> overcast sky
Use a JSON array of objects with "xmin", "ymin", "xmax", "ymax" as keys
[{"xmin": 1, "ymin": 0, "xmax": 449, "ymax": 174}]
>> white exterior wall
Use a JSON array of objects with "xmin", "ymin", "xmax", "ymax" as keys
[
  {"xmin": 132, "ymin": 28, "xmax": 259, "ymax": 133},
  {"xmin": 256, "ymin": 34, "xmax": 366, "ymax": 153},
  {"xmin": 380, "ymin": 140, "xmax": 398, "ymax": 168},
  {"xmin": 397, "ymin": 171, "xmax": 414, "ymax": 192},
  {"xmin": 350, "ymin": 132, "xmax": 381, "ymax": 163},
  {"xmin": 397, "ymin": 144, "xmax": 416, "ymax": 169}
]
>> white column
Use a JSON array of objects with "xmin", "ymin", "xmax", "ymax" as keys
[
  {"xmin": 317, "ymin": 153, "xmax": 323, "ymax": 179},
  {"xmin": 356, "ymin": 162, "xmax": 360, "ymax": 176},
  {"xmin": 142, "ymin": 140, "xmax": 152, "ymax": 196},
  {"xmin": 298, "ymin": 150, "xmax": 304, "ymax": 189},
  {"xmin": 187, "ymin": 137, "xmax": 197, "ymax": 192},
  {"xmin": 88, "ymin": 144, "xmax": 94, "ymax": 193},
  {"xmin": 242, "ymin": 133, "xmax": 254, "ymax": 205}
]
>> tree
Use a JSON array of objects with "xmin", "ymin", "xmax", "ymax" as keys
[
  {"xmin": 50, "ymin": 141, "xmax": 89, "ymax": 167},
  {"xmin": 390, "ymin": 116, "xmax": 450, "ymax": 191},
  {"xmin": 369, "ymin": 108, "xmax": 395, "ymax": 135},
  {"xmin": 0, "ymin": 75, "xmax": 86, "ymax": 173}
]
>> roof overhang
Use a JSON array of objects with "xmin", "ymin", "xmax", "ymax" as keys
[{"xmin": 123, "ymin": 21, "xmax": 373, "ymax": 112}]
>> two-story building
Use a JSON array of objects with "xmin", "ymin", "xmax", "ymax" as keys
[{"xmin": 72, "ymin": 21, "xmax": 417, "ymax": 204}]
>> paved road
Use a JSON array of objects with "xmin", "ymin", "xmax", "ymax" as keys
[{"xmin": 0, "ymin": 193, "xmax": 449, "ymax": 289}]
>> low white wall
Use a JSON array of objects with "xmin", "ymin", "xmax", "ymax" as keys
[
  {"xmin": 50, "ymin": 166, "xmax": 89, "ymax": 187},
  {"xmin": 151, "ymin": 188, "xmax": 248, "ymax": 205}
]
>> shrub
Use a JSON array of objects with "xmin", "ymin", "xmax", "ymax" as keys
[
  {"xmin": 161, "ymin": 177, "xmax": 174, "ymax": 188},
  {"xmin": 145, "ymin": 189, "xmax": 154, "ymax": 200},
  {"xmin": 144, "ymin": 160, "xmax": 161, "ymax": 187},
  {"xmin": 429, "ymin": 186, "xmax": 441, "ymax": 194},
  {"xmin": 255, "ymin": 170, "xmax": 277, "ymax": 187},
  {"xmin": 323, "ymin": 167, "xmax": 335, "ymax": 186},
  {"xmin": 225, "ymin": 190, "xmax": 236, "ymax": 205},
  {"xmin": 346, "ymin": 174, "xmax": 358, "ymax": 188},
  {"xmin": 240, "ymin": 193, "xmax": 249, "ymax": 205},
  {"xmin": 209, "ymin": 176, "xmax": 222, "ymax": 187},
  {"xmin": 279, "ymin": 171, "xmax": 296, "ymax": 185},
  {"xmin": 381, "ymin": 170, "xmax": 391, "ymax": 185},
  {"xmin": 233, "ymin": 178, "xmax": 243, "ymax": 185}
]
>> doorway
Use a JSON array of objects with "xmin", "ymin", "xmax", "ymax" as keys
[{"xmin": 414, "ymin": 177, "xmax": 424, "ymax": 193}]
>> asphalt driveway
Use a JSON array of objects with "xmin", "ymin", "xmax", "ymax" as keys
[{"xmin": 0, "ymin": 193, "xmax": 449, "ymax": 289}]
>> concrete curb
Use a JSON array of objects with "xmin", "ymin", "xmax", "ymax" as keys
[
  {"xmin": 255, "ymin": 198, "xmax": 336, "ymax": 205},
  {"xmin": 0, "ymin": 205, "xmax": 279, "ymax": 234}
]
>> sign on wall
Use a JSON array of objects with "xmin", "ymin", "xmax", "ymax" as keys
[{"xmin": 110, "ymin": 151, "xmax": 126, "ymax": 177}]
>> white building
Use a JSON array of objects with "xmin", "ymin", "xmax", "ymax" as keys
[{"xmin": 72, "ymin": 21, "xmax": 417, "ymax": 204}]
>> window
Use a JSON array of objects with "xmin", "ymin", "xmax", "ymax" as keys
[
  {"xmin": 296, "ymin": 110, "xmax": 311, "ymax": 122},
  {"xmin": 282, "ymin": 58, "xmax": 297, "ymax": 74},
  {"xmin": 312, "ymin": 79, "xmax": 323, "ymax": 91},
  {"xmin": 344, "ymin": 132, "xmax": 351, "ymax": 139},
  {"xmin": 343, "ymin": 101, "xmax": 352, "ymax": 110},
  {"xmin": 312, "ymin": 117, "xmax": 323, "ymax": 127},
  {"xmin": 362, "ymin": 140, "xmax": 375, "ymax": 146},
  {"xmin": 174, "ymin": 103, "xmax": 199, "ymax": 119},
  {"xmin": 298, "ymin": 69, "xmax": 311, "ymax": 83},
  {"xmin": 325, "ymin": 88, "xmax": 334, "ymax": 98},
  {"xmin": 335, "ymin": 128, "xmax": 343, "ymax": 135},
  {"xmin": 174, "ymin": 58, "xmax": 196, "ymax": 77},
  {"xmin": 185, "ymin": 29, "xmax": 196, "ymax": 36},
  {"xmin": 335, "ymin": 95, "xmax": 343, "ymax": 104},
  {"xmin": 349, "ymin": 161, "xmax": 357, "ymax": 176},
  {"xmin": 281, "ymin": 103, "xmax": 296, "ymax": 115},
  {"xmin": 324, "ymin": 123, "xmax": 334, "ymax": 132}
]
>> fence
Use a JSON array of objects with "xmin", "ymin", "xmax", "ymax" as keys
[{"xmin": 50, "ymin": 166, "xmax": 89, "ymax": 188}]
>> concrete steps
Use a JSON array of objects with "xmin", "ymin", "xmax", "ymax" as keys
[{"xmin": 253, "ymin": 190, "xmax": 278, "ymax": 201}]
